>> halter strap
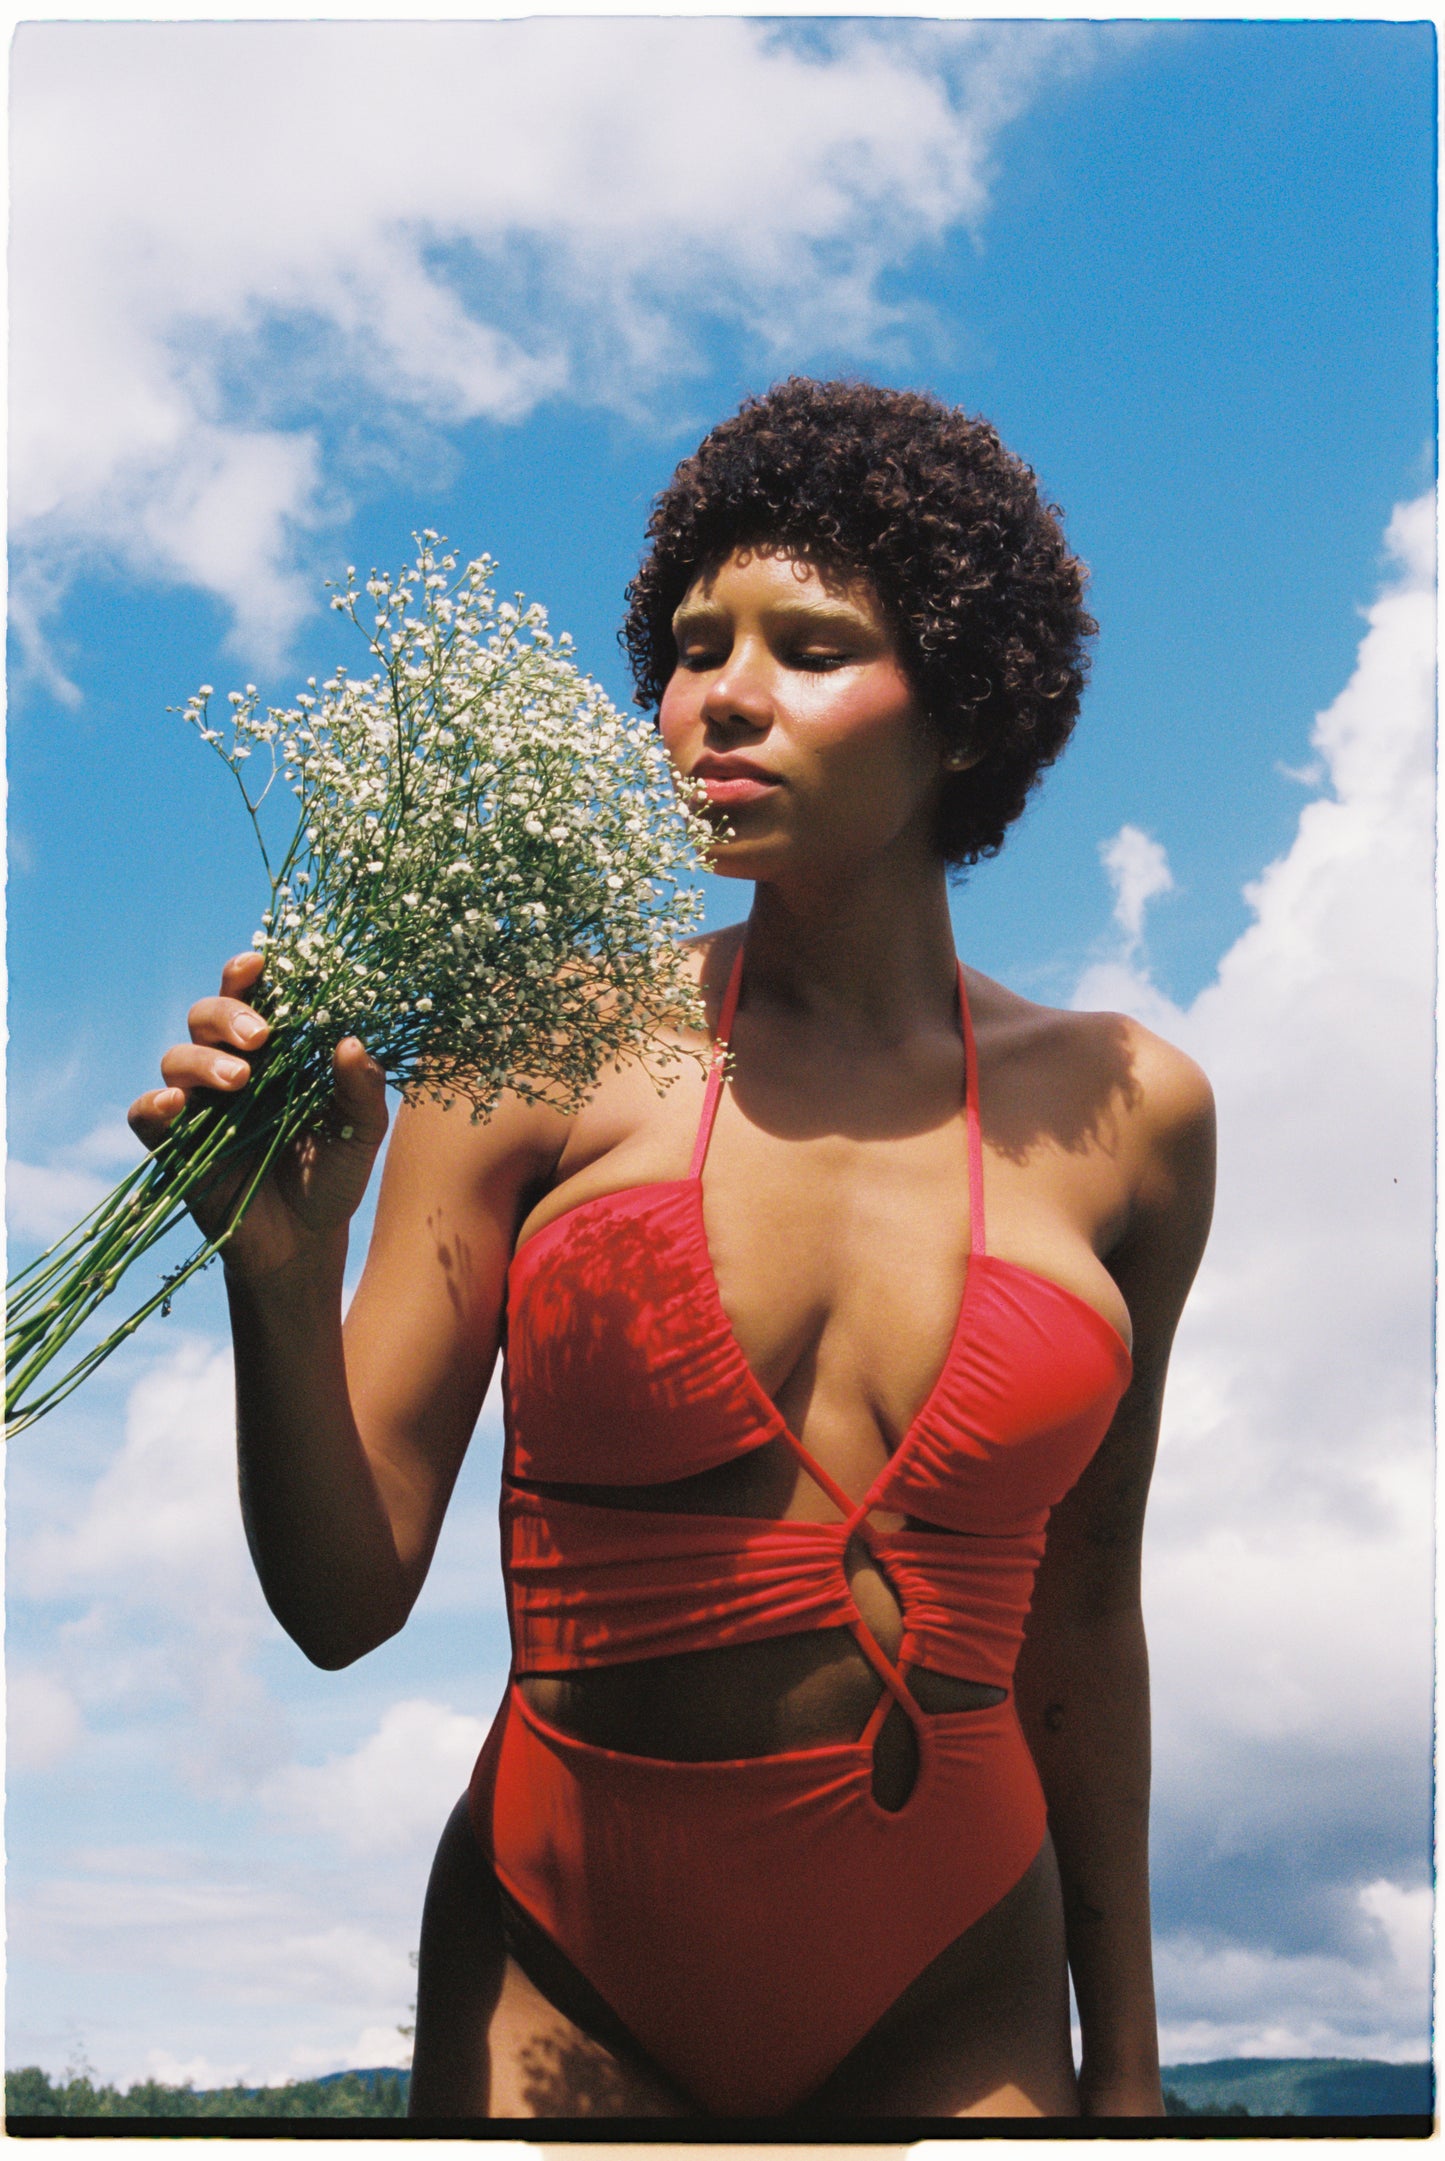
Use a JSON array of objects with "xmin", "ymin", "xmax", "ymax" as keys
[
  {"xmin": 957, "ymin": 963, "xmax": 987, "ymax": 1258},
  {"xmin": 691, "ymin": 947, "xmax": 985, "ymax": 1258},
  {"xmin": 688, "ymin": 942, "xmax": 746, "ymax": 1179},
  {"xmin": 688, "ymin": 942, "xmax": 984, "ymax": 1741}
]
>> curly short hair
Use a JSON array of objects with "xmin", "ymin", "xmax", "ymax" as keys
[{"xmin": 622, "ymin": 378, "xmax": 1096, "ymax": 869}]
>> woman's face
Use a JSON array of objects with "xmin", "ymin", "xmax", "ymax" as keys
[{"xmin": 658, "ymin": 549, "xmax": 948, "ymax": 886}]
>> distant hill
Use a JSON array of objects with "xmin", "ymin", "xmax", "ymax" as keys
[
  {"xmin": 7, "ymin": 2055, "xmax": 1434, "ymax": 2121},
  {"xmin": 1163, "ymin": 2058, "xmax": 1434, "ymax": 2118}
]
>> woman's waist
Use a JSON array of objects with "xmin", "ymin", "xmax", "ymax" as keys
[
  {"xmin": 515, "ymin": 1632, "xmax": 1010, "ymax": 1762},
  {"xmin": 503, "ymin": 1478, "xmax": 1044, "ymax": 1688}
]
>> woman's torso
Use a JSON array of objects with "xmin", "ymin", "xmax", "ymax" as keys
[{"xmin": 505, "ymin": 929, "xmax": 1135, "ymax": 1773}]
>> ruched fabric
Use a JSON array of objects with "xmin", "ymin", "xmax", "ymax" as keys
[{"xmin": 504, "ymin": 1489, "xmax": 1051, "ymax": 1699}]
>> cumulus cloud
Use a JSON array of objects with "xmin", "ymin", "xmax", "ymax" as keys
[
  {"xmin": 8, "ymin": 1672, "xmax": 84, "ymax": 1772},
  {"xmin": 9, "ymin": 1843, "xmax": 421, "ymax": 2085},
  {"xmin": 11, "ymin": 18, "xmax": 1100, "ymax": 667},
  {"xmin": 17, "ymin": 1336, "xmax": 285, "ymax": 1788},
  {"xmin": 1076, "ymin": 493, "xmax": 1435, "ymax": 2055},
  {"xmin": 261, "ymin": 1698, "xmax": 491, "ymax": 1857},
  {"xmin": 8, "ymin": 1118, "xmax": 152, "ymax": 1244},
  {"xmin": 7, "ymin": 1161, "xmax": 114, "ymax": 1246},
  {"xmin": 1099, "ymin": 823, "xmax": 1175, "ymax": 950},
  {"xmin": 21, "ymin": 1339, "xmax": 251, "ymax": 1607},
  {"xmin": 1156, "ymin": 1875, "xmax": 1433, "ymax": 2065},
  {"xmin": 144, "ymin": 2048, "xmax": 251, "ymax": 2091}
]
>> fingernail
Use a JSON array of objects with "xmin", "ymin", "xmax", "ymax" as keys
[
  {"xmin": 234, "ymin": 1014, "xmax": 266, "ymax": 1044},
  {"xmin": 217, "ymin": 1057, "xmax": 248, "ymax": 1082}
]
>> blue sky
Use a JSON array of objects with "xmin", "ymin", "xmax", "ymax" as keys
[{"xmin": 7, "ymin": 13, "xmax": 1435, "ymax": 2090}]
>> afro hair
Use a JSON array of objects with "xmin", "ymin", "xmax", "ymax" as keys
[{"xmin": 622, "ymin": 377, "xmax": 1096, "ymax": 869}]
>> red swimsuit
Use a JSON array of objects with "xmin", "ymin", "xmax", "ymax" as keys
[{"xmin": 470, "ymin": 950, "xmax": 1132, "ymax": 2116}]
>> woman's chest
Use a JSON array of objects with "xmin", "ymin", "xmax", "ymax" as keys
[
  {"xmin": 697, "ymin": 1116, "xmax": 975, "ymax": 1446},
  {"xmin": 508, "ymin": 1080, "xmax": 1130, "ymax": 1497}
]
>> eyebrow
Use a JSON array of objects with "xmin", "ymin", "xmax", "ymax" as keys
[{"xmin": 671, "ymin": 595, "xmax": 875, "ymax": 635}]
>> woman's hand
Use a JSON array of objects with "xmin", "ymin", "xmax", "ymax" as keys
[{"xmin": 127, "ymin": 949, "xmax": 390, "ymax": 1283}]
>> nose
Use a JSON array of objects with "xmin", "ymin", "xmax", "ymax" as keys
[{"xmin": 700, "ymin": 635, "xmax": 772, "ymax": 735}]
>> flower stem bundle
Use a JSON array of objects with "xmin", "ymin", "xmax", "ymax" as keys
[{"xmin": 6, "ymin": 538, "xmax": 713, "ymax": 1434}]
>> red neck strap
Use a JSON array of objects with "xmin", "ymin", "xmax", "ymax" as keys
[{"xmin": 690, "ymin": 946, "xmax": 985, "ymax": 1259}]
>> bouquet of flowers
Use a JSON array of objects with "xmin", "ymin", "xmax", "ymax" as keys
[{"xmin": 6, "ymin": 537, "xmax": 714, "ymax": 1434}]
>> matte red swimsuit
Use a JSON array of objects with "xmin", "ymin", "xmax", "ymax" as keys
[{"xmin": 470, "ymin": 950, "xmax": 1132, "ymax": 2116}]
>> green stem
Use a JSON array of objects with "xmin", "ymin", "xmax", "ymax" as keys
[{"xmin": 4, "ymin": 1090, "xmax": 310, "ymax": 1435}]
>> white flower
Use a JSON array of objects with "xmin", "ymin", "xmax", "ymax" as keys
[{"xmin": 176, "ymin": 540, "xmax": 708, "ymax": 1125}]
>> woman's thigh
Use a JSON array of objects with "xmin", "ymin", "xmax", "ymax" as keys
[
  {"xmin": 799, "ymin": 1838, "xmax": 1079, "ymax": 2119},
  {"xmin": 410, "ymin": 1797, "xmax": 1076, "ymax": 2121},
  {"xmin": 408, "ymin": 1795, "xmax": 689, "ymax": 2120}
]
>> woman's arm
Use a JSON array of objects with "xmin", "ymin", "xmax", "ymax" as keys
[
  {"xmin": 131, "ymin": 950, "xmax": 567, "ymax": 1670},
  {"xmin": 1013, "ymin": 1026, "xmax": 1215, "ymax": 2117},
  {"xmin": 227, "ymin": 1083, "xmax": 562, "ymax": 1667}
]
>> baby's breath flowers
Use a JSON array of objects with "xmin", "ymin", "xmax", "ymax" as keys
[{"xmin": 6, "ymin": 538, "xmax": 714, "ymax": 1434}]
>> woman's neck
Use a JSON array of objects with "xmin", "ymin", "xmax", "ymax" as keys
[{"xmin": 739, "ymin": 859, "xmax": 960, "ymax": 1043}]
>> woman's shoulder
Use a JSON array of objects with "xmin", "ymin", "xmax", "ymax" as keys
[
  {"xmin": 386, "ymin": 931, "xmax": 740, "ymax": 1193},
  {"xmin": 963, "ymin": 965, "xmax": 1214, "ymax": 1176}
]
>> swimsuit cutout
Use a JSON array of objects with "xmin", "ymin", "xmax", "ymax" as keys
[{"xmin": 470, "ymin": 946, "xmax": 1132, "ymax": 2116}]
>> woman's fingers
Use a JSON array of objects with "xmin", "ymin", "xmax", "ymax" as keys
[
  {"xmin": 187, "ymin": 993, "xmax": 270, "ymax": 1054},
  {"xmin": 218, "ymin": 949, "xmax": 266, "ymax": 1001},
  {"xmin": 128, "ymin": 1086, "xmax": 187, "ymax": 1150},
  {"xmin": 331, "ymin": 1039, "xmax": 390, "ymax": 1148},
  {"xmin": 160, "ymin": 1040, "xmax": 254, "ymax": 1095}
]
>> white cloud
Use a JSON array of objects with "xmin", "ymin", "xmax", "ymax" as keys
[
  {"xmin": 1358, "ymin": 1880, "xmax": 1433, "ymax": 1980},
  {"xmin": 1075, "ymin": 494, "xmax": 1435, "ymax": 2049},
  {"xmin": 286, "ymin": 2023, "xmax": 413, "ymax": 2078},
  {"xmin": 261, "ymin": 1698, "xmax": 490, "ymax": 1857},
  {"xmin": 8, "ymin": 1671, "xmax": 84, "ymax": 1772},
  {"xmin": 7, "ymin": 1161, "xmax": 114, "ymax": 1245},
  {"xmin": 63, "ymin": 1120, "xmax": 144, "ymax": 1173},
  {"xmin": 17, "ymin": 1336, "xmax": 286, "ymax": 1787},
  {"xmin": 21, "ymin": 1338, "xmax": 251, "ymax": 1606},
  {"xmin": 11, "ymin": 18, "xmax": 1101, "ymax": 668},
  {"xmin": 1157, "ymin": 1877, "xmax": 1433, "ymax": 2065},
  {"xmin": 144, "ymin": 2049, "xmax": 251, "ymax": 2092},
  {"xmin": 8, "ymin": 1118, "xmax": 153, "ymax": 1242},
  {"xmin": 1099, "ymin": 822, "xmax": 1175, "ymax": 949},
  {"xmin": 9, "ymin": 1844, "xmax": 422, "ymax": 2087}
]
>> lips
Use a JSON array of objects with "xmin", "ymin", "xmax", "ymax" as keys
[{"xmin": 689, "ymin": 756, "xmax": 782, "ymax": 807}]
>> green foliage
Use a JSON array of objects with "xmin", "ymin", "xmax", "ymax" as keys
[
  {"xmin": 10, "ymin": 2056, "xmax": 1431, "ymax": 2124},
  {"xmin": 5, "ymin": 2065, "xmax": 410, "ymax": 2120},
  {"xmin": 1164, "ymin": 2088, "xmax": 1257, "ymax": 2116},
  {"xmin": 1162, "ymin": 2058, "xmax": 1433, "ymax": 2119}
]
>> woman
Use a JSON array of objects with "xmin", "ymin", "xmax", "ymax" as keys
[{"xmin": 130, "ymin": 380, "xmax": 1214, "ymax": 2119}]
